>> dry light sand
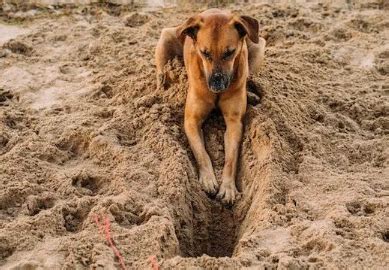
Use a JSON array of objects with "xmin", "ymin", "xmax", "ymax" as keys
[{"xmin": 0, "ymin": 1, "xmax": 388, "ymax": 269}]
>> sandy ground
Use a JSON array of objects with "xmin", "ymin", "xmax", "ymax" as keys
[{"xmin": 0, "ymin": 1, "xmax": 388, "ymax": 269}]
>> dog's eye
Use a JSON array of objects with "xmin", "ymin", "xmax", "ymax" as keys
[
  {"xmin": 223, "ymin": 49, "xmax": 236, "ymax": 60},
  {"xmin": 201, "ymin": 50, "xmax": 212, "ymax": 60}
]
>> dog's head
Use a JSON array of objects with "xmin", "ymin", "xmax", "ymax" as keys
[{"xmin": 177, "ymin": 10, "xmax": 259, "ymax": 93}]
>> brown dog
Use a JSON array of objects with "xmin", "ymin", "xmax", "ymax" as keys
[{"xmin": 155, "ymin": 9, "xmax": 265, "ymax": 204}]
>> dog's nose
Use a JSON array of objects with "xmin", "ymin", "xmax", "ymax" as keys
[{"xmin": 208, "ymin": 72, "xmax": 230, "ymax": 92}]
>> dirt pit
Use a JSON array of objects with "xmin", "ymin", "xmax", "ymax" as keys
[{"xmin": 0, "ymin": 1, "xmax": 388, "ymax": 269}]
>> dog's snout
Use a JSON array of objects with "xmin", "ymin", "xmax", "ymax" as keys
[{"xmin": 208, "ymin": 72, "xmax": 230, "ymax": 93}]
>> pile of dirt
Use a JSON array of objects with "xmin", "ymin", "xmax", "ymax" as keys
[{"xmin": 0, "ymin": 1, "xmax": 388, "ymax": 269}]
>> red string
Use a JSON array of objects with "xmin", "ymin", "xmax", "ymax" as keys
[
  {"xmin": 94, "ymin": 214, "xmax": 160, "ymax": 270},
  {"xmin": 93, "ymin": 214, "xmax": 127, "ymax": 270},
  {"xmin": 149, "ymin": 255, "xmax": 160, "ymax": 270}
]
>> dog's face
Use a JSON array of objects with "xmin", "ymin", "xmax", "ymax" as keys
[{"xmin": 177, "ymin": 11, "xmax": 259, "ymax": 93}]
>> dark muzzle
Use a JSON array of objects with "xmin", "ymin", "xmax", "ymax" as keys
[{"xmin": 208, "ymin": 72, "xmax": 230, "ymax": 93}]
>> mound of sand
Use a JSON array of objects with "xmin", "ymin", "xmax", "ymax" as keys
[{"xmin": 0, "ymin": 1, "xmax": 388, "ymax": 269}]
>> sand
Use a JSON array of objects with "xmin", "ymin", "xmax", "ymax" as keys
[{"xmin": 0, "ymin": 1, "xmax": 388, "ymax": 269}]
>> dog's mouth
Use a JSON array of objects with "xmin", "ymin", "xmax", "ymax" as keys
[{"xmin": 207, "ymin": 72, "xmax": 231, "ymax": 93}]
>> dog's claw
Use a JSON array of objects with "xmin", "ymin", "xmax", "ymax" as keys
[
  {"xmin": 217, "ymin": 181, "xmax": 239, "ymax": 205},
  {"xmin": 199, "ymin": 170, "xmax": 218, "ymax": 195},
  {"xmin": 157, "ymin": 73, "xmax": 170, "ymax": 90},
  {"xmin": 157, "ymin": 73, "xmax": 165, "ymax": 89}
]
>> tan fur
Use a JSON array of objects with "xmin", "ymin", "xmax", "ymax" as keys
[{"xmin": 155, "ymin": 9, "xmax": 266, "ymax": 204}]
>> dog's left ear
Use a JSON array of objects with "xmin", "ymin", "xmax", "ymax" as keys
[{"xmin": 234, "ymin": 15, "xmax": 259, "ymax": 43}]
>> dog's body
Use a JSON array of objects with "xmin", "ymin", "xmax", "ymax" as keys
[{"xmin": 155, "ymin": 9, "xmax": 265, "ymax": 204}]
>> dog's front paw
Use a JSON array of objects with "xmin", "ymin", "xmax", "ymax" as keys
[
  {"xmin": 199, "ymin": 170, "xmax": 218, "ymax": 195},
  {"xmin": 217, "ymin": 181, "xmax": 239, "ymax": 205}
]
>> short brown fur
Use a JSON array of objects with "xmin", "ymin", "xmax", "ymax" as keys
[{"xmin": 155, "ymin": 9, "xmax": 266, "ymax": 204}]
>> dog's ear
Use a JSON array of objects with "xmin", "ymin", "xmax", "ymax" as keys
[
  {"xmin": 176, "ymin": 16, "xmax": 202, "ymax": 44},
  {"xmin": 234, "ymin": 15, "xmax": 259, "ymax": 43}
]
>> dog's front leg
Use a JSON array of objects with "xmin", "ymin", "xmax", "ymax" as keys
[
  {"xmin": 184, "ymin": 97, "xmax": 218, "ymax": 194},
  {"xmin": 217, "ymin": 117, "xmax": 242, "ymax": 204},
  {"xmin": 217, "ymin": 95, "xmax": 246, "ymax": 204}
]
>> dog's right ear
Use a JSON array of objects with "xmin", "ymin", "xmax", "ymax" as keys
[{"xmin": 176, "ymin": 16, "xmax": 202, "ymax": 44}]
